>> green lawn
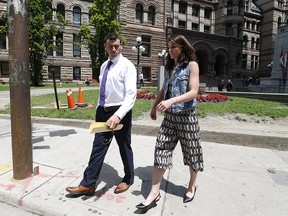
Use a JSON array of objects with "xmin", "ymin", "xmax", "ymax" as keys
[
  {"xmin": 0, "ymin": 83, "xmax": 99, "ymax": 91},
  {"xmin": 0, "ymin": 88, "xmax": 287, "ymax": 120}
]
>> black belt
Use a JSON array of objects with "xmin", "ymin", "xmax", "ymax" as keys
[{"xmin": 102, "ymin": 105, "xmax": 120, "ymax": 112}]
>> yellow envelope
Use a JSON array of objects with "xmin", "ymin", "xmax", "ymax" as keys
[{"xmin": 89, "ymin": 122, "xmax": 123, "ymax": 133}]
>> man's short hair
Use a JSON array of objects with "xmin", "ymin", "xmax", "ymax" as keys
[{"xmin": 104, "ymin": 33, "xmax": 122, "ymax": 44}]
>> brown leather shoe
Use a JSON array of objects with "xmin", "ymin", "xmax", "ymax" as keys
[
  {"xmin": 114, "ymin": 182, "xmax": 132, "ymax": 194},
  {"xmin": 66, "ymin": 185, "xmax": 96, "ymax": 196}
]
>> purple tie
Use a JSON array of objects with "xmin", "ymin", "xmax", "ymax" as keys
[{"xmin": 99, "ymin": 61, "xmax": 113, "ymax": 106}]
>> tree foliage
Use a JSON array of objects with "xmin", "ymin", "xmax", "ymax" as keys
[
  {"xmin": 29, "ymin": 0, "xmax": 59, "ymax": 86},
  {"xmin": 0, "ymin": 12, "xmax": 8, "ymax": 34},
  {"xmin": 1, "ymin": 0, "xmax": 66, "ymax": 86},
  {"xmin": 78, "ymin": 0, "xmax": 123, "ymax": 81}
]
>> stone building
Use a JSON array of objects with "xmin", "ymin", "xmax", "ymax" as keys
[
  {"xmin": 0, "ymin": 0, "xmax": 93, "ymax": 83},
  {"xmin": 0, "ymin": 0, "xmax": 287, "ymax": 87},
  {"xmin": 254, "ymin": 0, "xmax": 288, "ymax": 77},
  {"xmin": 119, "ymin": 0, "xmax": 245, "ymax": 86},
  {"xmin": 243, "ymin": 0, "xmax": 261, "ymax": 77}
]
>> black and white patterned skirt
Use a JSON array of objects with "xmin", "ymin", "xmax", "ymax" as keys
[{"xmin": 154, "ymin": 108, "xmax": 204, "ymax": 172}]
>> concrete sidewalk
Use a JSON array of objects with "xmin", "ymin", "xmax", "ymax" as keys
[{"xmin": 1, "ymin": 117, "xmax": 288, "ymax": 216}]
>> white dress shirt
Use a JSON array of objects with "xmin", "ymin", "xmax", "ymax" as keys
[{"xmin": 97, "ymin": 53, "xmax": 137, "ymax": 119}]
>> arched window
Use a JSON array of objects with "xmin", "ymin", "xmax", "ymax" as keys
[
  {"xmin": 136, "ymin": 3, "xmax": 143, "ymax": 24},
  {"xmin": 73, "ymin": 6, "xmax": 81, "ymax": 26},
  {"xmin": 227, "ymin": 0, "xmax": 233, "ymax": 15},
  {"xmin": 57, "ymin": 4, "xmax": 65, "ymax": 20},
  {"xmin": 148, "ymin": 6, "xmax": 156, "ymax": 25},
  {"xmin": 278, "ymin": 17, "xmax": 281, "ymax": 28}
]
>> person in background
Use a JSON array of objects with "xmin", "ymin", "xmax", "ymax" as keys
[
  {"xmin": 139, "ymin": 72, "xmax": 144, "ymax": 87},
  {"xmin": 136, "ymin": 34, "xmax": 204, "ymax": 212},
  {"xmin": 66, "ymin": 33, "xmax": 137, "ymax": 196},
  {"xmin": 217, "ymin": 79, "xmax": 225, "ymax": 91},
  {"xmin": 226, "ymin": 79, "xmax": 233, "ymax": 91}
]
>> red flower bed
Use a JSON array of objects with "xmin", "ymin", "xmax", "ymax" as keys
[
  {"xmin": 196, "ymin": 93, "xmax": 228, "ymax": 102},
  {"xmin": 137, "ymin": 90, "xmax": 228, "ymax": 102},
  {"xmin": 136, "ymin": 90, "xmax": 157, "ymax": 100}
]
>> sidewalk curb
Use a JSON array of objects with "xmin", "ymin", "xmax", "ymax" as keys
[{"xmin": 1, "ymin": 114, "xmax": 287, "ymax": 151}]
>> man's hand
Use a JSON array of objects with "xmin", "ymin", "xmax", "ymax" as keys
[{"xmin": 106, "ymin": 115, "xmax": 121, "ymax": 130}]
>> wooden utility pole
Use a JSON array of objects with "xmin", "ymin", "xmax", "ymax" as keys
[{"xmin": 8, "ymin": 0, "xmax": 33, "ymax": 179}]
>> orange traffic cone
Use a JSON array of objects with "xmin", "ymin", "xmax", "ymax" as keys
[
  {"xmin": 66, "ymin": 89, "xmax": 77, "ymax": 110},
  {"xmin": 77, "ymin": 86, "xmax": 88, "ymax": 107},
  {"xmin": 78, "ymin": 86, "xmax": 85, "ymax": 104}
]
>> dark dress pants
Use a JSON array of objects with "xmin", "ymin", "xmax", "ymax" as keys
[{"xmin": 80, "ymin": 106, "xmax": 134, "ymax": 187}]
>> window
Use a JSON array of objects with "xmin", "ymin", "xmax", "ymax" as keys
[
  {"xmin": 251, "ymin": 55, "xmax": 254, "ymax": 70},
  {"xmin": 242, "ymin": 54, "xmax": 247, "ymax": 70},
  {"xmin": 204, "ymin": 8, "xmax": 212, "ymax": 19},
  {"xmin": 243, "ymin": 35, "xmax": 248, "ymax": 49},
  {"xmin": 245, "ymin": 0, "xmax": 249, "ymax": 11},
  {"xmin": 192, "ymin": 5, "xmax": 200, "ymax": 16},
  {"xmin": 204, "ymin": 25, "xmax": 210, "ymax": 33},
  {"xmin": 148, "ymin": 6, "xmax": 156, "ymax": 25},
  {"xmin": 256, "ymin": 22, "xmax": 260, "ymax": 31},
  {"xmin": 73, "ymin": 6, "xmax": 81, "ymax": 26},
  {"xmin": 179, "ymin": 2, "xmax": 187, "ymax": 14},
  {"xmin": 192, "ymin": 23, "xmax": 199, "ymax": 31},
  {"xmin": 57, "ymin": 4, "xmax": 65, "ymax": 20},
  {"xmin": 256, "ymin": 38, "xmax": 260, "ymax": 50},
  {"xmin": 246, "ymin": 20, "xmax": 251, "ymax": 30},
  {"xmin": 255, "ymin": 56, "xmax": 259, "ymax": 70},
  {"xmin": 142, "ymin": 67, "xmax": 151, "ymax": 82},
  {"xmin": 73, "ymin": 67, "xmax": 81, "ymax": 80},
  {"xmin": 178, "ymin": 20, "xmax": 186, "ymax": 29},
  {"xmin": 0, "ymin": 33, "xmax": 6, "ymax": 49},
  {"xmin": 226, "ymin": 23, "xmax": 233, "ymax": 35},
  {"xmin": 227, "ymin": 0, "xmax": 233, "ymax": 15},
  {"xmin": 56, "ymin": 32, "xmax": 63, "ymax": 56},
  {"xmin": 73, "ymin": 34, "xmax": 81, "ymax": 57},
  {"xmin": 141, "ymin": 36, "xmax": 151, "ymax": 57},
  {"xmin": 48, "ymin": 66, "xmax": 61, "ymax": 80},
  {"xmin": 136, "ymin": 3, "xmax": 143, "ymax": 24},
  {"xmin": 0, "ymin": 62, "xmax": 9, "ymax": 78},
  {"xmin": 278, "ymin": 17, "xmax": 281, "ymax": 29},
  {"xmin": 251, "ymin": 37, "xmax": 255, "ymax": 49},
  {"xmin": 277, "ymin": 0, "xmax": 284, "ymax": 8}
]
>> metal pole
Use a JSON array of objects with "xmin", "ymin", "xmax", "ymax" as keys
[
  {"xmin": 8, "ymin": 0, "xmax": 33, "ymax": 180},
  {"xmin": 52, "ymin": 68, "xmax": 59, "ymax": 109},
  {"xmin": 136, "ymin": 43, "xmax": 141, "ymax": 89}
]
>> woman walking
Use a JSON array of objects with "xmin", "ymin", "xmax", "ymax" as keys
[{"xmin": 136, "ymin": 34, "xmax": 204, "ymax": 212}]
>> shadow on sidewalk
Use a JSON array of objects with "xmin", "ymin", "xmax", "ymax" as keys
[
  {"xmin": 133, "ymin": 166, "xmax": 187, "ymax": 198},
  {"xmin": 64, "ymin": 163, "xmax": 122, "ymax": 201}
]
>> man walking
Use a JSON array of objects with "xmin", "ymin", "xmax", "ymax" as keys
[{"xmin": 66, "ymin": 33, "xmax": 137, "ymax": 195}]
